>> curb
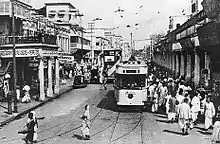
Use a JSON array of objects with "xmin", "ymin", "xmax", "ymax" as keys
[{"xmin": 0, "ymin": 85, "xmax": 73, "ymax": 127}]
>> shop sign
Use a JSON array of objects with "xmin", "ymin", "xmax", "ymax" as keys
[
  {"xmin": 42, "ymin": 50, "xmax": 58, "ymax": 57},
  {"xmin": 59, "ymin": 56, "xmax": 74, "ymax": 61},
  {"xmin": 202, "ymin": 0, "xmax": 220, "ymax": 20},
  {"xmin": 0, "ymin": 49, "xmax": 41, "ymax": 58}
]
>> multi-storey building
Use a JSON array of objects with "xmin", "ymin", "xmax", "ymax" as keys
[{"xmin": 41, "ymin": 2, "xmax": 90, "ymax": 65}]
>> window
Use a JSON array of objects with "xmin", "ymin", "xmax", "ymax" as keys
[
  {"xmin": 48, "ymin": 10, "xmax": 56, "ymax": 18},
  {"xmin": 70, "ymin": 36, "xmax": 78, "ymax": 43},
  {"xmin": 115, "ymin": 74, "xmax": 145, "ymax": 90},
  {"xmin": 58, "ymin": 10, "xmax": 65, "ymax": 18},
  {"xmin": 192, "ymin": 3, "xmax": 196, "ymax": 13}
]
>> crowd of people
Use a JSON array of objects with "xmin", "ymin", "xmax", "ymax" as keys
[{"xmin": 146, "ymin": 64, "xmax": 220, "ymax": 143}]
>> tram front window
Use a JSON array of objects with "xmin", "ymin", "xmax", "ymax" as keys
[{"xmin": 117, "ymin": 74, "xmax": 145, "ymax": 90}]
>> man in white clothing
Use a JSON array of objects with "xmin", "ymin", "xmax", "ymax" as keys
[{"xmin": 178, "ymin": 98, "xmax": 191, "ymax": 135}]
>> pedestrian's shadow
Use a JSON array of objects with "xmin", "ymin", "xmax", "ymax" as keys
[
  {"xmin": 197, "ymin": 130, "xmax": 212, "ymax": 135},
  {"xmin": 72, "ymin": 134, "xmax": 85, "ymax": 140},
  {"xmin": 163, "ymin": 129, "xmax": 185, "ymax": 136}
]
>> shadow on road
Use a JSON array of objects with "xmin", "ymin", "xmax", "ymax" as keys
[
  {"xmin": 97, "ymin": 90, "xmax": 145, "ymax": 113},
  {"xmin": 197, "ymin": 130, "xmax": 212, "ymax": 135},
  {"xmin": 154, "ymin": 114, "xmax": 168, "ymax": 119},
  {"xmin": 156, "ymin": 119, "xmax": 169, "ymax": 123},
  {"xmin": 163, "ymin": 129, "xmax": 184, "ymax": 136},
  {"xmin": 72, "ymin": 134, "xmax": 86, "ymax": 140}
]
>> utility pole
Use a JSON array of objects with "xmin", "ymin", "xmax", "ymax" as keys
[
  {"xmin": 11, "ymin": 0, "xmax": 17, "ymax": 113},
  {"xmin": 88, "ymin": 22, "xmax": 95, "ymax": 66},
  {"xmin": 130, "ymin": 33, "xmax": 133, "ymax": 55}
]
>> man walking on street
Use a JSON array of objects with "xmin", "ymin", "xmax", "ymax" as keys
[{"xmin": 178, "ymin": 98, "xmax": 191, "ymax": 135}]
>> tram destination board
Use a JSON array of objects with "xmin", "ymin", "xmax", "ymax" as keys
[{"xmin": 126, "ymin": 70, "xmax": 136, "ymax": 73}]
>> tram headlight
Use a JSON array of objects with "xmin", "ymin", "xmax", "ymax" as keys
[{"xmin": 128, "ymin": 94, "xmax": 133, "ymax": 99}]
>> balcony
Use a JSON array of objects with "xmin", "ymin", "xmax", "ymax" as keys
[
  {"xmin": 70, "ymin": 42, "xmax": 91, "ymax": 52},
  {"xmin": 0, "ymin": 34, "xmax": 57, "ymax": 46}
]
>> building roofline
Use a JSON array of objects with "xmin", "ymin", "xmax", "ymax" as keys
[{"xmin": 45, "ymin": 3, "xmax": 76, "ymax": 9}]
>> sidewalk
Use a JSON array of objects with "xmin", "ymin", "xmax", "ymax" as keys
[{"xmin": 0, "ymin": 78, "xmax": 73, "ymax": 127}]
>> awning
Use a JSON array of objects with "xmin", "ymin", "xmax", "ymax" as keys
[{"xmin": 172, "ymin": 42, "xmax": 182, "ymax": 51}]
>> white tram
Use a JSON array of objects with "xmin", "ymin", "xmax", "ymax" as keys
[{"xmin": 113, "ymin": 59, "xmax": 148, "ymax": 106}]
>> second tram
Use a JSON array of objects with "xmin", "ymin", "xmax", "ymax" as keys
[{"xmin": 113, "ymin": 59, "xmax": 148, "ymax": 106}]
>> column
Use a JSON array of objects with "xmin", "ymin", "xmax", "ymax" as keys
[
  {"xmin": 204, "ymin": 51, "xmax": 211, "ymax": 87},
  {"xmin": 186, "ymin": 54, "xmax": 192, "ymax": 79},
  {"xmin": 194, "ymin": 51, "xmax": 200, "ymax": 87},
  {"xmin": 54, "ymin": 57, "xmax": 60, "ymax": 94},
  {"xmin": 38, "ymin": 58, "xmax": 45, "ymax": 101},
  {"xmin": 180, "ymin": 52, "xmax": 185, "ymax": 77},
  {"xmin": 47, "ymin": 57, "xmax": 53, "ymax": 97},
  {"xmin": 176, "ymin": 53, "xmax": 180, "ymax": 77},
  {"xmin": 172, "ymin": 54, "xmax": 176, "ymax": 72}
]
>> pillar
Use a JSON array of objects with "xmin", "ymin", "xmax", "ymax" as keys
[
  {"xmin": 38, "ymin": 58, "xmax": 45, "ymax": 101},
  {"xmin": 204, "ymin": 51, "xmax": 211, "ymax": 87},
  {"xmin": 176, "ymin": 53, "xmax": 180, "ymax": 77},
  {"xmin": 47, "ymin": 57, "xmax": 53, "ymax": 97},
  {"xmin": 194, "ymin": 51, "xmax": 200, "ymax": 87},
  {"xmin": 54, "ymin": 57, "xmax": 60, "ymax": 94},
  {"xmin": 172, "ymin": 54, "xmax": 176, "ymax": 72},
  {"xmin": 180, "ymin": 52, "xmax": 185, "ymax": 77},
  {"xmin": 186, "ymin": 54, "xmax": 192, "ymax": 79}
]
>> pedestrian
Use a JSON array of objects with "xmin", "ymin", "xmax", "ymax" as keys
[
  {"xmin": 22, "ymin": 83, "xmax": 31, "ymax": 103},
  {"xmin": 31, "ymin": 111, "xmax": 38, "ymax": 143},
  {"xmin": 23, "ymin": 112, "xmax": 35, "ymax": 144},
  {"xmin": 80, "ymin": 105, "xmax": 90, "ymax": 140},
  {"xmin": 204, "ymin": 95, "xmax": 215, "ymax": 130},
  {"xmin": 165, "ymin": 92, "xmax": 171, "ymax": 115},
  {"xmin": 102, "ymin": 75, "xmax": 107, "ymax": 90},
  {"xmin": 191, "ymin": 91, "xmax": 201, "ymax": 126},
  {"xmin": 178, "ymin": 98, "xmax": 191, "ymax": 135},
  {"xmin": 151, "ymin": 84, "xmax": 159, "ymax": 113},
  {"xmin": 168, "ymin": 93, "xmax": 179, "ymax": 123},
  {"xmin": 211, "ymin": 115, "xmax": 220, "ymax": 143},
  {"xmin": 158, "ymin": 82, "xmax": 168, "ymax": 112}
]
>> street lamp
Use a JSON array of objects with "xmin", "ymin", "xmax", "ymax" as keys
[{"xmin": 126, "ymin": 23, "xmax": 139, "ymax": 54}]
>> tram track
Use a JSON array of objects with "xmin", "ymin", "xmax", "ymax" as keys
[
  {"xmin": 109, "ymin": 111, "xmax": 143, "ymax": 144},
  {"xmin": 37, "ymin": 89, "xmax": 115, "ymax": 144},
  {"xmin": 0, "ymin": 88, "xmax": 113, "ymax": 144}
]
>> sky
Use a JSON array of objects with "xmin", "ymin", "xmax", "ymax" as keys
[{"xmin": 31, "ymin": 0, "xmax": 191, "ymax": 48}]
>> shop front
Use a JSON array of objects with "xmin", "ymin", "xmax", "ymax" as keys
[{"xmin": 0, "ymin": 47, "xmax": 60, "ymax": 101}]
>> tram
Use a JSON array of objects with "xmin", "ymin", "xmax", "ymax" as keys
[{"xmin": 113, "ymin": 57, "xmax": 148, "ymax": 106}]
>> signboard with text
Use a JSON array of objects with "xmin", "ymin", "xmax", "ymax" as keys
[
  {"xmin": 42, "ymin": 50, "xmax": 58, "ymax": 57},
  {"xmin": 0, "ymin": 49, "xmax": 41, "ymax": 58},
  {"xmin": 59, "ymin": 56, "xmax": 74, "ymax": 61}
]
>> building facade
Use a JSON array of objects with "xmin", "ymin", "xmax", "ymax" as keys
[{"xmin": 152, "ymin": 0, "xmax": 220, "ymax": 95}]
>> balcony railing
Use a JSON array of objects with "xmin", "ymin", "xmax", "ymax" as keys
[{"xmin": 0, "ymin": 34, "xmax": 57, "ymax": 46}]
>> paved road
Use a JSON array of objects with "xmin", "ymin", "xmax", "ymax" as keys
[{"xmin": 0, "ymin": 84, "xmax": 214, "ymax": 144}]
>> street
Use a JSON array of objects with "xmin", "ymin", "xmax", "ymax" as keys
[{"xmin": 0, "ymin": 84, "xmax": 214, "ymax": 144}]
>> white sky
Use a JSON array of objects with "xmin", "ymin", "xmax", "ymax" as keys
[{"xmin": 31, "ymin": 0, "xmax": 191, "ymax": 48}]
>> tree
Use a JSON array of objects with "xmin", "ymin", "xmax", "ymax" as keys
[{"xmin": 150, "ymin": 32, "xmax": 166, "ymax": 45}]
